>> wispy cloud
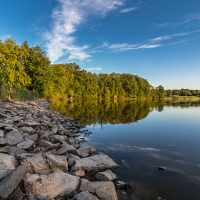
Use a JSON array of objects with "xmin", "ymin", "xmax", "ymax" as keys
[
  {"xmin": 121, "ymin": 7, "xmax": 138, "ymax": 13},
  {"xmin": 108, "ymin": 43, "xmax": 161, "ymax": 52},
  {"xmin": 106, "ymin": 29, "xmax": 200, "ymax": 52},
  {"xmin": 44, "ymin": 0, "xmax": 124, "ymax": 63},
  {"xmin": 153, "ymin": 12, "xmax": 200, "ymax": 30},
  {"xmin": 85, "ymin": 67, "xmax": 102, "ymax": 71},
  {"xmin": 151, "ymin": 30, "xmax": 200, "ymax": 42}
]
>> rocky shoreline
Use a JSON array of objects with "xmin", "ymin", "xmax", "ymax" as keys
[{"xmin": 0, "ymin": 99, "xmax": 127, "ymax": 200}]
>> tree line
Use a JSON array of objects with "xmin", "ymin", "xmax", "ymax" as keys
[{"xmin": 0, "ymin": 38, "xmax": 199, "ymax": 99}]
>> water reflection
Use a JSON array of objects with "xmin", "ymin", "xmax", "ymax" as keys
[{"xmin": 51, "ymin": 100, "xmax": 200, "ymax": 125}]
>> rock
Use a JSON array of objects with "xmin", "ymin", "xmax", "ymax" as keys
[
  {"xmin": 45, "ymin": 153, "xmax": 68, "ymax": 172},
  {"xmin": 0, "ymin": 130, "xmax": 4, "ymax": 137},
  {"xmin": 61, "ymin": 143, "xmax": 78, "ymax": 155},
  {"xmin": 73, "ymin": 154, "xmax": 119, "ymax": 172},
  {"xmin": 22, "ymin": 154, "xmax": 51, "ymax": 174},
  {"xmin": 72, "ymin": 169, "xmax": 85, "ymax": 177},
  {"xmin": 0, "ymin": 162, "xmax": 30, "ymax": 198},
  {"xmin": 0, "ymin": 146, "xmax": 8, "ymax": 153},
  {"xmin": 80, "ymin": 181, "xmax": 118, "ymax": 200},
  {"xmin": 5, "ymin": 130, "xmax": 23, "ymax": 146},
  {"xmin": 7, "ymin": 147, "xmax": 27, "ymax": 157},
  {"xmin": 77, "ymin": 143, "xmax": 96, "ymax": 158},
  {"xmin": 52, "ymin": 125, "xmax": 58, "ymax": 133},
  {"xmin": 73, "ymin": 191, "xmax": 99, "ymax": 200},
  {"xmin": 0, "ymin": 138, "xmax": 7, "ymax": 147},
  {"xmin": 17, "ymin": 139, "xmax": 34, "ymax": 150},
  {"xmin": 25, "ymin": 121, "xmax": 40, "ymax": 127},
  {"xmin": 0, "ymin": 153, "xmax": 18, "ymax": 179},
  {"xmin": 21, "ymin": 126, "xmax": 34, "ymax": 133},
  {"xmin": 0, "ymin": 123, "xmax": 11, "ymax": 128},
  {"xmin": 95, "ymin": 170, "xmax": 116, "ymax": 181},
  {"xmin": 116, "ymin": 181, "xmax": 127, "ymax": 189},
  {"xmin": 28, "ymin": 134, "xmax": 38, "ymax": 141},
  {"xmin": 11, "ymin": 116, "xmax": 24, "ymax": 122},
  {"xmin": 68, "ymin": 154, "xmax": 80, "ymax": 166},
  {"xmin": 24, "ymin": 172, "xmax": 80, "ymax": 200},
  {"xmin": 39, "ymin": 140, "xmax": 60, "ymax": 151},
  {"xmin": 158, "ymin": 166, "xmax": 166, "ymax": 170},
  {"xmin": 53, "ymin": 135, "xmax": 67, "ymax": 143}
]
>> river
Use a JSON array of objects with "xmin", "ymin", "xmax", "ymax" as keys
[{"xmin": 51, "ymin": 100, "xmax": 200, "ymax": 200}]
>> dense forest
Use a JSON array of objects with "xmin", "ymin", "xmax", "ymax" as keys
[{"xmin": 0, "ymin": 38, "xmax": 199, "ymax": 100}]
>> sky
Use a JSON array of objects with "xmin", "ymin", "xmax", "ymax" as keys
[{"xmin": 0, "ymin": 0, "xmax": 200, "ymax": 89}]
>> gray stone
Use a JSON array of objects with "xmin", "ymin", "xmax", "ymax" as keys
[
  {"xmin": 0, "ymin": 130, "xmax": 4, "ymax": 137},
  {"xmin": 116, "ymin": 181, "xmax": 127, "ymax": 189},
  {"xmin": 68, "ymin": 153, "xmax": 80, "ymax": 166},
  {"xmin": 5, "ymin": 130, "xmax": 23, "ymax": 146},
  {"xmin": 17, "ymin": 139, "xmax": 34, "ymax": 150},
  {"xmin": 95, "ymin": 170, "xmax": 117, "ymax": 181},
  {"xmin": 11, "ymin": 116, "xmax": 24, "ymax": 122},
  {"xmin": 0, "ymin": 123, "xmax": 11, "ymax": 128},
  {"xmin": 77, "ymin": 143, "xmax": 96, "ymax": 158},
  {"xmin": 0, "ymin": 153, "xmax": 18, "ymax": 179},
  {"xmin": 7, "ymin": 147, "xmax": 27, "ymax": 157},
  {"xmin": 61, "ymin": 143, "xmax": 78, "ymax": 155},
  {"xmin": 80, "ymin": 181, "xmax": 118, "ymax": 200},
  {"xmin": 0, "ymin": 162, "xmax": 30, "ymax": 198},
  {"xmin": 73, "ymin": 191, "xmax": 99, "ymax": 200},
  {"xmin": 52, "ymin": 125, "xmax": 58, "ymax": 134},
  {"xmin": 53, "ymin": 135, "xmax": 67, "ymax": 143},
  {"xmin": 28, "ymin": 134, "xmax": 38, "ymax": 141},
  {"xmin": 0, "ymin": 138, "xmax": 7, "ymax": 147},
  {"xmin": 22, "ymin": 154, "xmax": 51, "ymax": 174},
  {"xmin": 25, "ymin": 172, "xmax": 80, "ymax": 200},
  {"xmin": 21, "ymin": 126, "xmax": 34, "ymax": 133},
  {"xmin": 45, "ymin": 153, "xmax": 68, "ymax": 172},
  {"xmin": 25, "ymin": 121, "xmax": 40, "ymax": 127},
  {"xmin": 39, "ymin": 140, "xmax": 60, "ymax": 151},
  {"xmin": 73, "ymin": 154, "xmax": 119, "ymax": 172}
]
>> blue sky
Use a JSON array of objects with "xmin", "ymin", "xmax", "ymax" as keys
[{"xmin": 0, "ymin": 0, "xmax": 200, "ymax": 89}]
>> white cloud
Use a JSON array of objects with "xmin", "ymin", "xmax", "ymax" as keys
[
  {"xmin": 44, "ymin": 0, "xmax": 124, "ymax": 63},
  {"xmin": 120, "ymin": 7, "xmax": 138, "ymax": 13},
  {"xmin": 151, "ymin": 30, "xmax": 200, "ymax": 42},
  {"xmin": 85, "ymin": 67, "xmax": 102, "ymax": 71},
  {"xmin": 108, "ymin": 43, "xmax": 161, "ymax": 51}
]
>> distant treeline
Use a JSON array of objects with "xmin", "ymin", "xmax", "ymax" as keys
[
  {"xmin": 0, "ymin": 38, "xmax": 199, "ymax": 100},
  {"xmin": 165, "ymin": 89, "xmax": 200, "ymax": 97}
]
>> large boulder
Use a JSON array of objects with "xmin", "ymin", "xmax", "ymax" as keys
[
  {"xmin": 22, "ymin": 154, "xmax": 51, "ymax": 174},
  {"xmin": 0, "ymin": 162, "xmax": 30, "ymax": 198},
  {"xmin": 45, "ymin": 153, "xmax": 68, "ymax": 172},
  {"xmin": 24, "ymin": 172, "xmax": 80, "ymax": 200},
  {"xmin": 5, "ymin": 130, "xmax": 23, "ymax": 146},
  {"xmin": 0, "ymin": 153, "xmax": 18, "ymax": 179},
  {"xmin": 80, "ymin": 181, "xmax": 118, "ymax": 200},
  {"xmin": 73, "ymin": 154, "xmax": 119, "ymax": 172}
]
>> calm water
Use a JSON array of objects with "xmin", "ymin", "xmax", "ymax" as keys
[{"xmin": 51, "ymin": 100, "xmax": 200, "ymax": 200}]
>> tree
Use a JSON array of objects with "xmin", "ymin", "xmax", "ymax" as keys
[{"xmin": 0, "ymin": 39, "xmax": 31, "ymax": 98}]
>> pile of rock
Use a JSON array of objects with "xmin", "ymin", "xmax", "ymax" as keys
[{"xmin": 0, "ymin": 99, "xmax": 120, "ymax": 200}]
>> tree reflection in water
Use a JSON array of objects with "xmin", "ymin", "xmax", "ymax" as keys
[{"xmin": 50, "ymin": 100, "xmax": 200, "ymax": 126}]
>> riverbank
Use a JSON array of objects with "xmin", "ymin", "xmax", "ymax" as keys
[{"xmin": 0, "ymin": 99, "xmax": 126, "ymax": 200}]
